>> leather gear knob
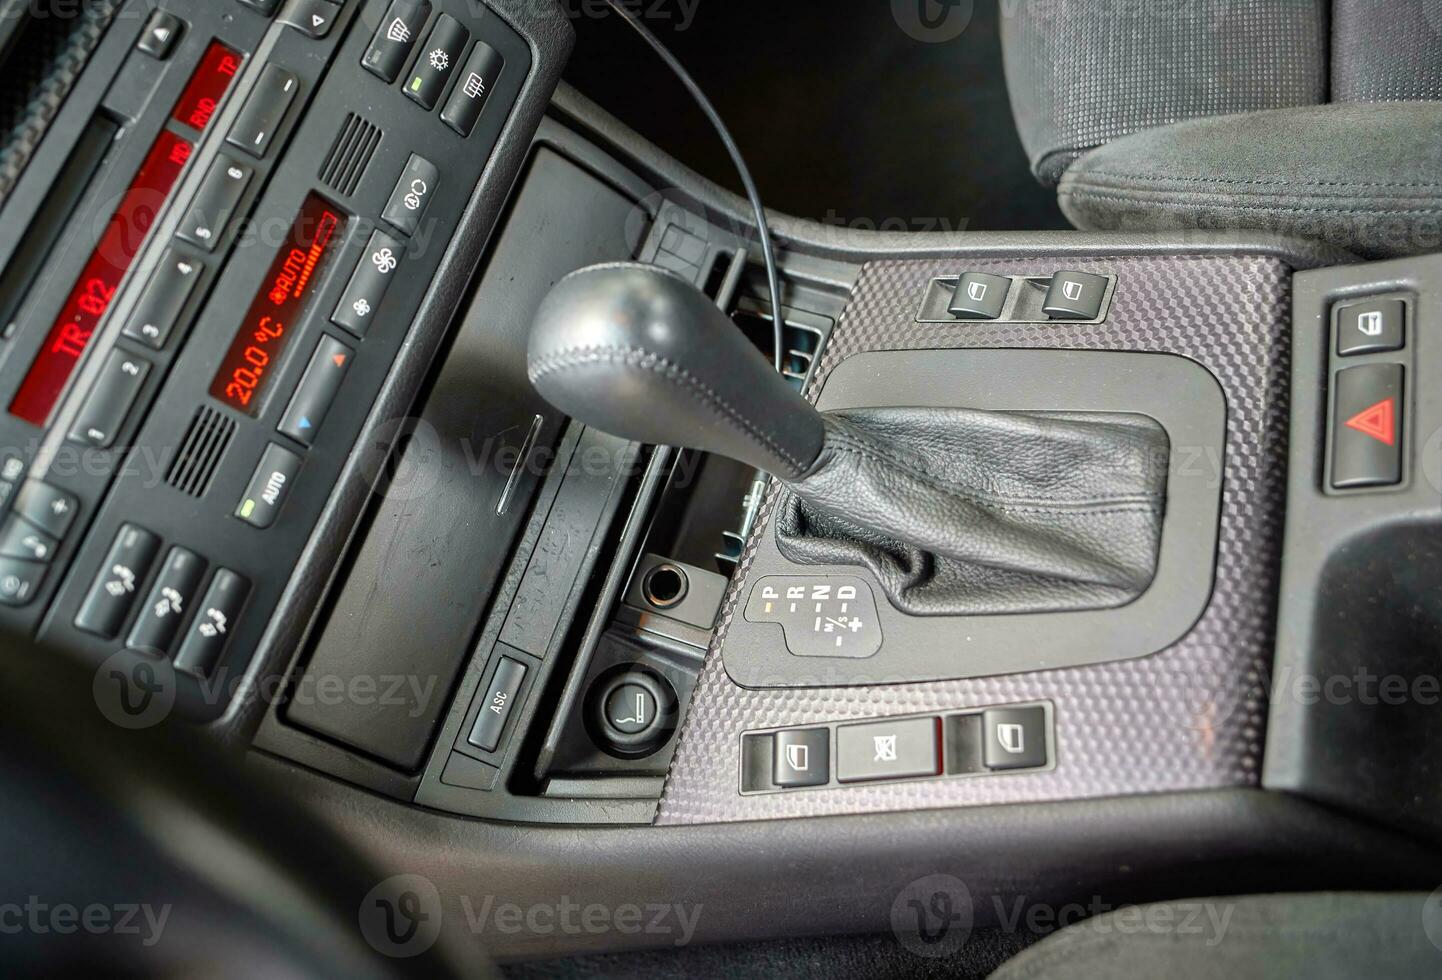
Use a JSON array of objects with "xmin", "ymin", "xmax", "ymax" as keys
[{"xmin": 527, "ymin": 262, "xmax": 825, "ymax": 479}]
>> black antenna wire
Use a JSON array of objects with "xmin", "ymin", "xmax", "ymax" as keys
[{"xmin": 598, "ymin": 1, "xmax": 787, "ymax": 372}]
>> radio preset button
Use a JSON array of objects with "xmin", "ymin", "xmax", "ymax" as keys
[
  {"xmin": 279, "ymin": 0, "xmax": 340, "ymax": 38},
  {"xmin": 178, "ymin": 156, "xmax": 253, "ymax": 252},
  {"xmin": 128, "ymin": 547, "xmax": 207, "ymax": 656},
  {"xmin": 68, "ymin": 350, "xmax": 151, "ymax": 448},
  {"xmin": 0, "ymin": 557, "xmax": 45, "ymax": 607},
  {"xmin": 122, "ymin": 250, "xmax": 203, "ymax": 349},
  {"xmin": 441, "ymin": 42, "xmax": 504, "ymax": 137},
  {"xmin": 174, "ymin": 569, "xmax": 250, "ymax": 678},
  {"xmin": 74, "ymin": 524, "xmax": 161, "ymax": 639},
  {"xmin": 137, "ymin": 10, "xmax": 182, "ymax": 59},
  {"xmin": 236, "ymin": 443, "xmax": 302, "ymax": 530},
  {"xmin": 12, "ymin": 481, "xmax": 76, "ymax": 539},
  {"xmin": 381, "ymin": 154, "xmax": 439, "ymax": 237},
  {"xmin": 363, "ymin": 0, "xmax": 432, "ymax": 83},
  {"xmin": 404, "ymin": 14, "xmax": 469, "ymax": 110},
  {"xmin": 0, "ymin": 516, "xmax": 57, "ymax": 564},
  {"xmin": 227, "ymin": 63, "xmax": 299, "ymax": 158},
  {"xmin": 279, "ymin": 336, "xmax": 352, "ymax": 446},
  {"xmin": 332, "ymin": 230, "xmax": 405, "ymax": 337}
]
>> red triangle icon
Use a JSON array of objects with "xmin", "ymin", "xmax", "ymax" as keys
[
  {"xmin": 332, "ymin": 354, "xmax": 347, "ymax": 368},
  {"xmin": 1345, "ymin": 397, "xmax": 1395, "ymax": 446}
]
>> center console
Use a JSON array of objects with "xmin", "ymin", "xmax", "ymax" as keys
[{"xmin": 4, "ymin": 0, "xmax": 1442, "ymax": 962}]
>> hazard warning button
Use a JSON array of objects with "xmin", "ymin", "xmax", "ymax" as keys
[{"xmin": 1332, "ymin": 363, "xmax": 1403, "ymax": 489}]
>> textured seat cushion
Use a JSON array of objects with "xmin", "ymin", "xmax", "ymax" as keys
[
  {"xmin": 1333, "ymin": 0, "xmax": 1442, "ymax": 102},
  {"xmin": 1000, "ymin": 0, "xmax": 1327, "ymax": 186},
  {"xmin": 989, "ymin": 892, "xmax": 1442, "ymax": 980},
  {"xmin": 1056, "ymin": 102, "xmax": 1442, "ymax": 259}
]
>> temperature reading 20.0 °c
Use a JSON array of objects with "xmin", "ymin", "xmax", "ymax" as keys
[{"xmin": 209, "ymin": 194, "xmax": 345, "ymax": 415}]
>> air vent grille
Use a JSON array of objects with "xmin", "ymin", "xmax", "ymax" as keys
[
  {"xmin": 319, "ymin": 113, "xmax": 381, "ymax": 198},
  {"xmin": 165, "ymin": 406, "xmax": 235, "ymax": 498}
]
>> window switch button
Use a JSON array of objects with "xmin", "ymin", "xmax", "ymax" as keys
[
  {"xmin": 948, "ymin": 273, "xmax": 1011, "ymax": 319},
  {"xmin": 773, "ymin": 729, "xmax": 829, "ymax": 787}
]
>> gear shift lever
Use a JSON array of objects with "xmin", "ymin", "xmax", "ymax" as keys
[
  {"xmin": 527, "ymin": 262, "xmax": 825, "ymax": 480},
  {"xmin": 528, "ymin": 262, "xmax": 1170, "ymax": 618}
]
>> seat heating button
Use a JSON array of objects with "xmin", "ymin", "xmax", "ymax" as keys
[
  {"xmin": 1042, "ymin": 270, "xmax": 1108, "ymax": 320},
  {"xmin": 982, "ymin": 706, "xmax": 1048, "ymax": 770},
  {"xmin": 835, "ymin": 716, "xmax": 941, "ymax": 783}
]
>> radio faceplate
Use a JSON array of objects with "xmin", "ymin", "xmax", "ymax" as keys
[{"xmin": 0, "ymin": 0, "xmax": 530, "ymax": 721}]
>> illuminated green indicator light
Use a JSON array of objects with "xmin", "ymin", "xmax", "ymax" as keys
[
  {"xmin": 240, "ymin": 499, "xmax": 255, "ymax": 519},
  {"xmin": 410, "ymin": 77, "xmax": 423, "ymax": 92}
]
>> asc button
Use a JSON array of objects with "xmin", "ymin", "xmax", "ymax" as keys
[
  {"xmin": 236, "ymin": 443, "xmax": 302, "ymax": 529},
  {"xmin": 332, "ymin": 229, "xmax": 404, "ymax": 337},
  {"xmin": 381, "ymin": 154, "xmax": 439, "ymax": 237},
  {"xmin": 467, "ymin": 655, "xmax": 527, "ymax": 752},
  {"xmin": 174, "ymin": 569, "xmax": 250, "ymax": 677}
]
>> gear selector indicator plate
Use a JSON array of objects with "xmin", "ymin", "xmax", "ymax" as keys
[{"xmin": 744, "ymin": 576, "xmax": 882, "ymax": 659}]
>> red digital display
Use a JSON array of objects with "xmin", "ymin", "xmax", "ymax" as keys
[
  {"xmin": 172, "ymin": 41, "xmax": 243, "ymax": 133},
  {"xmin": 209, "ymin": 194, "xmax": 346, "ymax": 414},
  {"xmin": 8, "ymin": 130, "xmax": 194, "ymax": 425}
]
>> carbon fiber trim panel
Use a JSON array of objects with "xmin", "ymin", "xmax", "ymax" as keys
[
  {"xmin": 0, "ymin": 0, "xmax": 120, "ymax": 207},
  {"xmin": 657, "ymin": 254, "xmax": 1291, "ymax": 825}
]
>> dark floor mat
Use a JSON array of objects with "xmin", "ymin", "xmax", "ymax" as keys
[{"xmin": 562, "ymin": 0, "xmax": 1068, "ymax": 233}]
